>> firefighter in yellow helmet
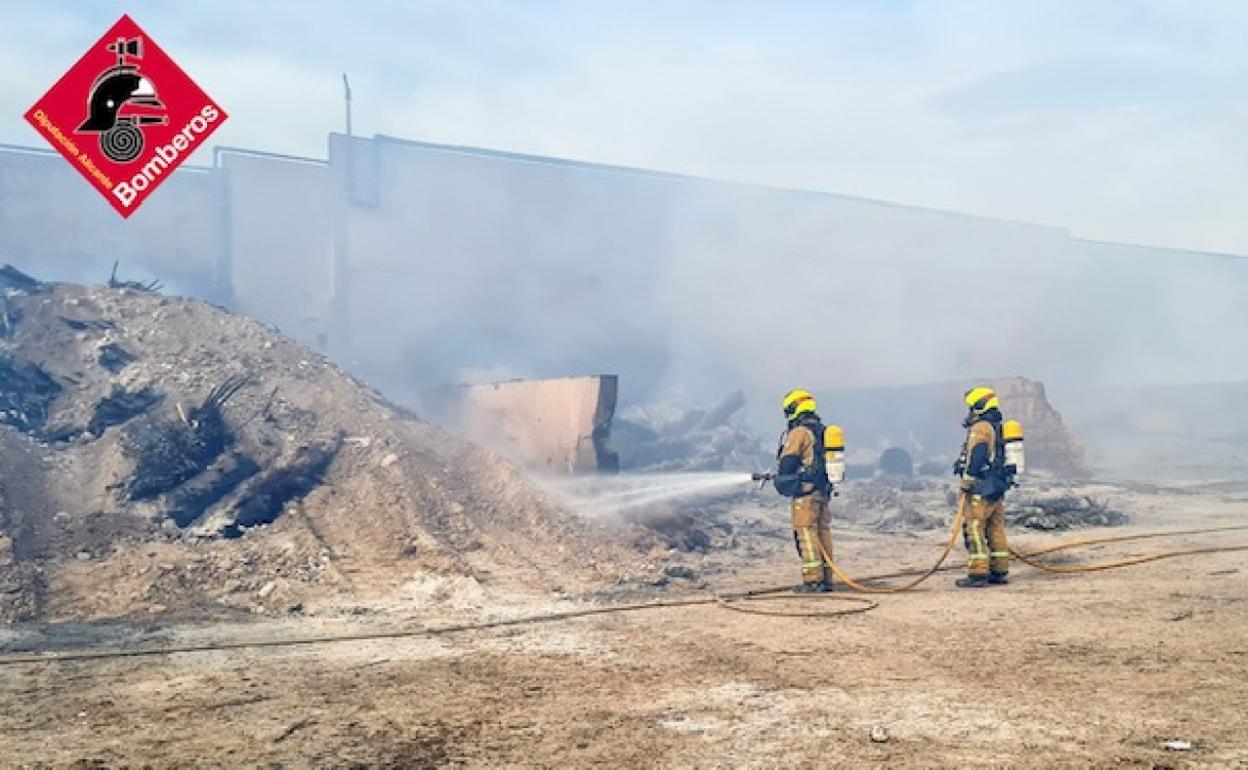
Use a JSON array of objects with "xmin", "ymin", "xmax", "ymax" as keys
[
  {"xmin": 775, "ymin": 389, "xmax": 836, "ymax": 592},
  {"xmin": 953, "ymin": 386, "xmax": 1012, "ymax": 588}
]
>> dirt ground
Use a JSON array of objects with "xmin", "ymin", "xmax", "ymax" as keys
[{"xmin": 1, "ymin": 483, "xmax": 1245, "ymax": 768}]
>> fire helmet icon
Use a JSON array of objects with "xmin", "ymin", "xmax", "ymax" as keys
[{"xmin": 76, "ymin": 36, "xmax": 168, "ymax": 163}]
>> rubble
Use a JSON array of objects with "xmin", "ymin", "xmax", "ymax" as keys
[
  {"xmin": 869, "ymin": 506, "xmax": 943, "ymax": 532},
  {"xmin": 216, "ymin": 437, "xmax": 341, "ymax": 538},
  {"xmin": 840, "ymin": 480, "xmax": 946, "ymax": 532},
  {"xmin": 1007, "ymin": 495, "xmax": 1128, "ymax": 530},
  {"xmin": 0, "ymin": 264, "xmax": 43, "ymax": 295},
  {"xmin": 118, "ymin": 376, "xmax": 250, "ymax": 503},
  {"xmin": 107, "ymin": 260, "xmax": 163, "ymax": 293},
  {"xmin": 987, "ymin": 378, "xmax": 1088, "ymax": 477},
  {"xmin": 614, "ymin": 391, "xmax": 772, "ymax": 473},
  {"xmin": 0, "ymin": 270, "xmax": 657, "ymax": 621},
  {"xmin": 0, "ymin": 354, "xmax": 60, "ymax": 433},
  {"xmin": 831, "ymin": 376, "xmax": 1088, "ymax": 477},
  {"xmin": 625, "ymin": 507, "xmax": 717, "ymax": 552},
  {"xmin": 85, "ymin": 386, "xmax": 164, "ymax": 438},
  {"xmin": 844, "ymin": 481, "xmax": 904, "ymax": 515},
  {"xmin": 97, "ymin": 342, "xmax": 137, "ymax": 374}
]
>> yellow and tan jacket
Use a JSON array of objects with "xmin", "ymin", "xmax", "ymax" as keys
[
  {"xmin": 776, "ymin": 416, "xmax": 828, "ymax": 497},
  {"xmin": 959, "ymin": 412, "xmax": 1008, "ymax": 501}
]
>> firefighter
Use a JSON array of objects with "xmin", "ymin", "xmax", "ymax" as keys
[
  {"xmin": 954, "ymin": 386, "xmax": 1012, "ymax": 588},
  {"xmin": 775, "ymin": 389, "xmax": 836, "ymax": 592}
]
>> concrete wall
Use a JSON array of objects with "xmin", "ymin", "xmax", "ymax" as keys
[
  {"xmin": 218, "ymin": 149, "xmax": 332, "ymax": 347},
  {"xmin": 324, "ymin": 134, "xmax": 1093, "ymax": 418},
  {"xmin": 1058, "ymin": 239, "xmax": 1248, "ymax": 387},
  {"xmin": 0, "ymin": 144, "xmax": 225, "ymax": 297},
  {"xmin": 4, "ymin": 135, "xmax": 1247, "ymax": 449},
  {"xmin": 318, "ymin": 134, "xmax": 1248, "ymax": 454},
  {"xmin": 0, "ymin": 144, "xmax": 334, "ymax": 349},
  {"xmin": 657, "ymin": 182, "xmax": 1080, "ymax": 419},
  {"xmin": 327, "ymin": 134, "xmax": 674, "ymax": 400}
]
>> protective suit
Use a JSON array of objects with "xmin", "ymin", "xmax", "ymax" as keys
[
  {"xmin": 776, "ymin": 390, "xmax": 834, "ymax": 592},
  {"xmin": 956, "ymin": 387, "xmax": 1012, "ymax": 587}
]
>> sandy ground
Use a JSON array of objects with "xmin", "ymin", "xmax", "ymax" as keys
[{"xmin": 1, "ymin": 484, "xmax": 1246, "ymax": 768}]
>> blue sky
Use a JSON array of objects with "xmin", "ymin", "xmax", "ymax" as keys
[{"xmin": 3, "ymin": 0, "xmax": 1246, "ymax": 253}]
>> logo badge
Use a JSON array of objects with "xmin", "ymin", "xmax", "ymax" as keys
[{"xmin": 24, "ymin": 14, "xmax": 227, "ymax": 218}]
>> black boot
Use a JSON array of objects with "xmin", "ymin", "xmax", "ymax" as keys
[
  {"xmin": 793, "ymin": 582, "xmax": 824, "ymax": 594},
  {"xmin": 988, "ymin": 573, "xmax": 1009, "ymax": 585},
  {"xmin": 955, "ymin": 575, "xmax": 990, "ymax": 588}
]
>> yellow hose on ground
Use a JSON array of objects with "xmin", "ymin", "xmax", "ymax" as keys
[
  {"xmin": 2, "ymin": 511, "xmax": 1244, "ymax": 666},
  {"xmin": 811, "ymin": 494, "xmax": 969, "ymax": 593},
  {"xmin": 713, "ymin": 592, "xmax": 878, "ymax": 618},
  {"xmin": 1010, "ymin": 543, "xmax": 1248, "ymax": 573},
  {"xmin": 837, "ymin": 523, "xmax": 1248, "ymax": 585},
  {"xmin": 815, "ymin": 497, "xmax": 1248, "ymax": 592},
  {"xmin": 1012, "ymin": 524, "xmax": 1248, "ymax": 560}
]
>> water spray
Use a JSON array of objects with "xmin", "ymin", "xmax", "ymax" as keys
[{"xmin": 546, "ymin": 471, "xmax": 756, "ymax": 514}]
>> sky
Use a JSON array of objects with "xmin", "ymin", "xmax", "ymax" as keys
[{"xmin": 2, "ymin": 0, "xmax": 1247, "ymax": 255}]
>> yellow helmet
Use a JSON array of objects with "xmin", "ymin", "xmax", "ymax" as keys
[
  {"xmin": 782, "ymin": 389, "xmax": 817, "ymax": 420},
  {"xmin": 964, "ymin": 386, "xmax": 1000, "ymax": 414}
]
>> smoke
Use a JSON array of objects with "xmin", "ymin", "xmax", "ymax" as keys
[
  {"xmin": 4, "ymin": 4, "xmax": 1248, "ymax": 481},
  {"xmin": 6, "ymin": 134, "xmax": 1248, "ymax": 468}
]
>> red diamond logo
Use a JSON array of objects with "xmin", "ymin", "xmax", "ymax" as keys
[{"xmin": 24, "ymin": 14, "xmax": 228, "ymax": 218}]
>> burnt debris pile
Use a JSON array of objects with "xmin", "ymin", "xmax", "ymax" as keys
[
  {"xmin": 0, "ymin": 269, "xmax": 349, "ymax": 539},
  {"xmin": 107, "ymin": 260, "xmax": 163, "ymax": 293},
  {"xmin": 119, "ymin": 376, "xmax": 248, "ymax": 502},
  {"xmin": 85, "ymin": 386, "xmax": 164, "ymax": 439},
  {"xmin": 0, "ymin": 353, "xmax": 61, "ymax": 434},
  {"xmin": 838, "ymin": 481, "xmax": 1129, "ymax": 533},
  {"xmin": 1007, "ymin": 494, "xmax": 1128, "ymax": 530},
  {"xmin": 0, "ymin": 266, "xmax": 654, "ymax": 620},
  {"xmin": 220, "ymin": 437, "xmax": 342, "ymax": 538},
  {"xmin": 113, "ymin": 375, "xmax": 318, "ymax": 535},
  {"xmin": 614, "ymin": 390, "xmax": 771, "ymax": 473}
]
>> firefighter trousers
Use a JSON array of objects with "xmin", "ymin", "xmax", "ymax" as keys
[
  {"xmin": 791, "ymin": 492, "xmax": 833, "ymax": 585},
  {"xmin": 963, "ymin": 494, "xmax": 1009, "ymax": 577}
]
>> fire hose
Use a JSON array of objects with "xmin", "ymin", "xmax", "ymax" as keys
[
  {"xmin": 813, "ymin": 492, "xmax": 970, "ymax": 594},
  {"xmin": 0, "ymin": 514, "xmax": 1245, "ymax": 666},
  {"xmin": 812, "ymin": 493, "xmax": 1248, "ymax": 591}
]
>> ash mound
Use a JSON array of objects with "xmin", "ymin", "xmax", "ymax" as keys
[{"xmin": 0, "ymin": 269, "xmax": 652, "ymax": 622}]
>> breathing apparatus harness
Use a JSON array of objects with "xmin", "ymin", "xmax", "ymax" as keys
[
  {"xmin": 772, "ymin": 413, "xmax": 831, "ymax": 498},
  {"xmin": 953, "ymin": 408, "xmax": 1014, "ymax": 501}
]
